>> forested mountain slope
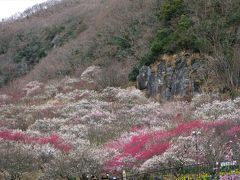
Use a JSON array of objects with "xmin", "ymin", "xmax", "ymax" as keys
[{"xmin": 0, "ymin": 0, "xmax": 159, "ymax": 88}]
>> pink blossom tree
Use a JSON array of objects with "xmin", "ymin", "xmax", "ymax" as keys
[
  {"xmin": 0, "ymin": 129, "xmax": 71, "ymax": 152},
  {"xmin": 104, "ymin": 120, "xmax": 239, "ymax": 172}
]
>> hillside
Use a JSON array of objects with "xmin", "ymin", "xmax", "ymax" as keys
[
  {"xmin": 1, "ymin": 0, "xmax": 239, "ymax": 97},
  {"xmin": 132, "ymin": 0, "xmax": 240, "ymax": 100},
  {"xmin": 0, "ymin": 0, "xmax": 159, "ymax": 88},
  {"xmin": 0, "ymin": 0, "xmax": 240, "ymax": 179}
]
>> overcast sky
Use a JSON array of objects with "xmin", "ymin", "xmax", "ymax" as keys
[{"xmin": 0, "ymin": 0, "xmax": 48, "ymax": 20}]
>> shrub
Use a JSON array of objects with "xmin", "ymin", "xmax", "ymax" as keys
[
  {"xmin": 129, "ymin": 66, "xmax": 140, "ymax": 81},
  {"xmin": 158, "ymin": 0, "xmax": 185, "ymax": 23},
  {"xmin": 140, "ymin": 52, "xmax": 156, "ymax": 66},
  {"xmin": 151, "ymin": 28, "xmax": 173, "ymax": 55},
  {"xmin": 95, "ymin": 63, "xmax": 128, "ymax": 89},
  {"xmin": 112, "ymin": 35, "xmax": 131, "ymax": 49},
  {"xmin": 133, "ymin": 0, "xmax": 198, "ymax": 72},
  {"xmin": 152, "ymin": 13, "xmax": 199, "ymax": 54}
]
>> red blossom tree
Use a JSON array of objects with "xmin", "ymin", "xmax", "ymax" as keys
[
  {"xmin": 0, "ymin": 130, "xmax": 71, "ymax": 152},
  {"xmin": 104, "ymin": 120, "xmax": 238, "ymax": 172}
]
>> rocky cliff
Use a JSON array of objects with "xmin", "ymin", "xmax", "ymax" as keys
[{"xmin": 137, "ymin": 53, "xmax": 209, "ymax": 101}]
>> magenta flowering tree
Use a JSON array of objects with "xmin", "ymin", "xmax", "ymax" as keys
[
  {"xmin": 104, "ymin": 120, "xmax": 240, "ymax": 172},
  {"xmin": 226, "ymin": 126, "xmax": 240, "ymax": 136},
  {"xmin": 0, "ymin": 129, "xmax": 73, "ymax": 179},
  {"xmin": 0, "ymin": 129, "xmax": 71, "ymax": 152}
]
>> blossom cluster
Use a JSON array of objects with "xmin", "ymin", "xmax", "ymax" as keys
[
  {"xmin": 22, "ymin": 81, "xmax": 44, "ymax": 97},
  {"xmin": 0, "ymin": 77, "xmax": 240, "ymax": 178},
  {"xmin": 194, "ymin": 97, "xmax": 240, "ymax": 122},
  {"xmin": 0, "ymin": 129, "xmax": 71, "ymax": 152},
  {"xmin": 103, "ymin": 119, "xmax": 240, "ymax": 172}
]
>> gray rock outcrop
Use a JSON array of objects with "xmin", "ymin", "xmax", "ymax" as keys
[
  {"xmin": 137, "ymin": 66, "xmax": 151, "ymax": 90},
  {"xmin": 137, "ymin": 54, "xmax": 206, "ymax": 101},
  {"xmin": 81, "ymin": 65, "xmax": 102, "ymax": 83}
]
